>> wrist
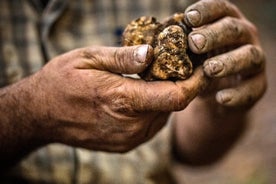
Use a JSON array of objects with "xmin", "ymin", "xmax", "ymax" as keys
[{"xmin": 0, "ymin": 76, "xmax": 48, "ymax": 153}]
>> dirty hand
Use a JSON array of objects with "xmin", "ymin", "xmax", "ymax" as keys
[
  {"xmin": 171, "ymin": 0, "xmax": 267, "ymax": 164},
  {"xmin": 16, "ymin": 45, "xmax": 205, "ymax": 152},
  {"xmin": 185, "ymin": 0, "xmax": 266, "ymax": 107}
]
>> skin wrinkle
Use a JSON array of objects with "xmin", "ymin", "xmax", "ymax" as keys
[
  {"xmin": 131, "ymin": 84, "xmax": 149, "ymax": 113},
  {"xmin": 129, "ymin": 81, "xmax": 156, "ymax": 112},
  {"xmin": 80, "ymin": 48, "xmax": 96, "ymax": 60},
  {"xmin": 102, "ymin": 94, "xmax": 137, "ymax": 121},
  {"xmin": 222, "ymin": 18, "xmax": 245, "ymax": 43},
  {"xmin": 77, "ymin": 50, "xmax": 98, "ymax": 69},
  {"xmin": 79, "ymin": 48, "xmax": 106, "ymax": 70},
  {"xmin": 204, "ymin": 28, "xmax": 218, "ymax": 52},
  {"xmin": 105, "ymin": 80, "xmax": 139, "ymax": 115},
  {"xmin": 110, "ymin": 95, "xmax": 133, "ymax": 115},
  {"xmin": 113, "ymin": 48, "xmax": 126, "ymax": 74},
  {"xmin": 215, "ymin": 20, "xmax": 234, "ymax": 47}
]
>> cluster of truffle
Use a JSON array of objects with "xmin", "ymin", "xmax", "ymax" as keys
[{"xmin": 122, "ymin": 13, "xmax": 194, "ymax": 81}]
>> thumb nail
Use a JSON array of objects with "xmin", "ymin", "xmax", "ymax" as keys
[{"xmin": 134, "ymin": 45, "xmax": 153, "ymax": 64}]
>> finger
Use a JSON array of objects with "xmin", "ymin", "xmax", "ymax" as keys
[
  {"xmin": 131, "ymin": 67, "xmax": 209, "ymax": 112},
  {"xmin": 76, "ymin": 45, "xmax": 154, "ymax": 74},
  {"xmin": 203, "ymin": 45, "xmax": 265, "ymax": 77},
  {"xmin": 216, "ymin": 72, "xmax": 267, "ymax": 107},
  {"xmin": 185, "ymin": 0, "xmax": 243, "ymax": 27},
  {"xmin": 188, "ymin": 17, "xmax": 255, "ymax": 54}
]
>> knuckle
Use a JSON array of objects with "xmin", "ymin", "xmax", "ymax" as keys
[
  {"xmin": 247, "ymin": 44, "xmax": 259, "ymax": 57},
  {"xmin": 222, "ymin": 17, "xmax": 251, "ymax": 42},
  {"xmin": 80, "ymin": 47, "xmax": 98, "ymax": 61},
  {"xmin": 246, "ymin": 44, "xmax": 265, "ymax": 68},
  {"xmin": 79, "ymin": 47, "xmax": 101, "ymax": 68},
  {"xmin": 110, "ymin": 96, "xmax": 134, "ymax": 114},
  {"xmin": 108, "ymin": 86, "xmax": 136, "ymax": 114},
  {"xmin": 223, "ymin": 16, "xmax": 241, "ymax": 32}
]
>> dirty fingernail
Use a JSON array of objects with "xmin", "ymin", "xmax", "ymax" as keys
[
  {"xmin": 186, "ymin": 10, "xmax": 201, "ymax": 26},
  {"xmin": 190, "ymin": 34, "xmax": 206, "ymax": 51},
  {"xmin": 204, "ymin": 60, "xmax": 224, "ymax": 76},
  {"xmin": 134, "ymin": 45, "xmax": 153, "ymax": 64},
  {"xmin": 216, "ymin": 91, "xmax": 232, "ymax": 104}
]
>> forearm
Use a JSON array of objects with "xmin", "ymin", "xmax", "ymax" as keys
[
  {"xmin": 172, "ymin": 96, "xmax": 248, "ymax": 166},
  {"xmin": 0, "ymin": 77, "xmax": 45, "ymax": 170}
]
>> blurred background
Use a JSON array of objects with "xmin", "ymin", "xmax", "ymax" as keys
[{"xmin": 173, "ymin": 0, "xmax": 276, "ymax": 184}]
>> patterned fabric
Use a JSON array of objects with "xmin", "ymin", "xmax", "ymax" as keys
[{"xmin": 0, "ymin": 0, "xmax": 193, "ymax": 183}]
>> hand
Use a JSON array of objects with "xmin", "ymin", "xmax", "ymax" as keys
[
  {"xmin": 185, "ymin": 0, "xmax": 266, "ymax": 108},
  {"xmin": 18, "ymin": 45, "xmax": 206, "ymax": 153},
  {"xmin": 172, "ymin": 0, "xmax": 267, "ymax": 165}
]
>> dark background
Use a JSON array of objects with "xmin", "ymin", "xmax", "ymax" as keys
[{"xmin": 173, "ymin": 1, "xmax": 276, "ymax": 184}]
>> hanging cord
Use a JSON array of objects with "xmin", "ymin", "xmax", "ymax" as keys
[{"xmin": 72, "ymin": 148, "xmax": 80, "ymax": 184}]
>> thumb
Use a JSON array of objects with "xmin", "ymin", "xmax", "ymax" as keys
[{"xmin": 78, "ymin": 45, "xmax": 153, "ymax": 74}]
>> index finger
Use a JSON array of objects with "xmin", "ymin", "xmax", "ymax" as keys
[
  {"xmin": 185, "ymin": 0, "xmax": 244, "ymax": 27},
  {"xmin": 131, "ymin": 67, "xmax": 209, "ymax": 112}
]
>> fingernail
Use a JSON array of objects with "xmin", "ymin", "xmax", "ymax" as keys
[
  {"xmin": 216, "ymin": 92, "xmax": 232, "ymax": 104},
  {"xmin": 134, "ymin": 45, "xmax": 153, "ymax": 64},
  {"xmin": 186, "ymin": 10, "xmax": 201, "ymax": 26},
  {"xmin": 190, "ymin": 34, "xmax": 206, "ymax": 50},
  {"xmin": 204, "ymin": 60, "xmax": 224, "ymax": 76}
]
